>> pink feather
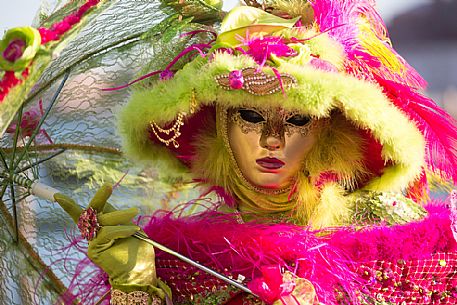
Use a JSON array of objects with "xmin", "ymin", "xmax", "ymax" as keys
[
  {"xmin": 309, "ymin": 0, "xmax": 427, "ymax": 89},
  {"xmin": 145, "ymin": 208, "xmax": 361, "ymax": 305},
  {"xmin": 377, "ymin": 76, "xmax": 457, "ymax": 184},
  {"xmin": 144, "ymin": 203, "xmax": 457, "ymax": 304},
  {"xmin": 61, "ymin": 202, "xmax": 457, "ymax": 304},
  {"xmin": 239, "ymin": 36, "xmax": 297, "ymax": 65}
]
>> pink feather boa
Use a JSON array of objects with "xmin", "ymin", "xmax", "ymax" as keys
[
  {"xmin": 60, "ymin": 202, "xmax": 457, "ymax": 304},
  {"xmin": 144, "ymin": 202, "xmax": 457, "ymax": 304}
]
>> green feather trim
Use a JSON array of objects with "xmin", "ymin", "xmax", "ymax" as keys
[
  {"xmin": 304, "ymin": 111, "xmax": 369, "ymax": 190},
  {"xmin": 118, "ymin": 51, "xmax": 425, "ymax": 192}
]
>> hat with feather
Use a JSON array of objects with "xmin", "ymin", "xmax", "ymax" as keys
[{"xmin": 117, "ymin": 0, "xmax": 457, "ymax": 226}]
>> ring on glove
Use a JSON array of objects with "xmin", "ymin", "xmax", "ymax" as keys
[{"xmin": 77, "ymin": 207, "xmax": 101, "ymax": 241}]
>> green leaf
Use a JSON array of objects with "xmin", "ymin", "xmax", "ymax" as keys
[
  {"xmin": 217, "ymin": 24, "xmax": 295, "ymax": 47},
  {"xmin": 220, "ymin": 6, "xmax": 299, "ymax": 32},
  {"xmin": 216, "ymin": 6, "xmax": 300, "ymax": 47},
  {"xmin": 161, "ymin": 0, "xmax": 222, "ymax": 23},
  {"xmin": 140, "ymin": 14, "xmax": 179, "ymax": 42}
]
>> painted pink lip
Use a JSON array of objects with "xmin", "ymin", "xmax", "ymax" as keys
[{"xmin": 256, "ymin": 157, "xmax": 285, "ymax": 170}]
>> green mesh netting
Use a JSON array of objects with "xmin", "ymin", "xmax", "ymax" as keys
[{"xmin": 0, "ymin": 0, "xmax": 223, "ymax": 303}]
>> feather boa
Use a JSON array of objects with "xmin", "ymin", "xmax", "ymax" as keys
[
  {"xmin": 145, "ymin": 203, "xmax": 457, "ymax": 304},
  {"xmin": 60, "ymin": 202, "xmax": 457, "ymax": 304}
]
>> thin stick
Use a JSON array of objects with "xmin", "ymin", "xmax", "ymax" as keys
[
  {"xmin": 0, "ymin": 148, "xmax": 9, "ymax": 170},
  {"xmin": 94, "ymin": 289, "xmax": 110, "ymax": 305},
  {"xmin": 0, "ymin": 183, "xmax": 8, "ymax": 202},
  {"xmin": 133, "ymin": 231, "xmax": 256, "ymax": 296},
  {"xmin": 9, "ymin": 105, "xmax": 24, "ymax": 242},
  {"xmin": 9, "ymin": 175, "xmax": 257, "ymax": 297},
  {"xmin": 15, "ymin": 149, "xmax": 66, "ymax": 174},
  {"xmin": 0, "ymin": 148, "xmax": 10, "ymax": 187},
  {"xmin": 10, "ymin": 105, "xmax": 24, "ymax": 168},
  {"xmin": 2, "ymin": 143, "xmax": 122, "ymax": 155},
  {"xmin": 14, "ymin": 70, "xmax": 70, "ymax": 169},
  {"xmin": 0, "ymin": 149, "xmax": 10, "ymax": 199}
]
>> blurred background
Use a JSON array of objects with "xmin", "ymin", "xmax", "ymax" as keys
[{"xmin": 1, "ymin": 0, "xmax": 456, "ymax": 117}]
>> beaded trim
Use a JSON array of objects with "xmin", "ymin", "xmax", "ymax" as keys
[
  {"xmin": 77, "ymin": 207, "xmax": 100, "ymax": 241},
  {"xmin": 111, "ymin": 289, "xmax": 161, "ymax": 305},
  {"xmin": 215, "ymin": 67, "xmax": 297, "ymax": 96},
  {"xmin": 149, "ymin": 90, "xmax": 197, "ymax": 148},
  {"xmin": 150, "ymin": 113, "xmax": 185, "ymax": 148}
]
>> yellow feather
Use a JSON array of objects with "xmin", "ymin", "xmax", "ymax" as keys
[
  {"xmin": 294, "ymin": 172, "xmax": 319, "ymax": 225},
  {"xmin": 304, "ymin": 111, "xmax": 369, "ymax": 191},
  {"xmin": 358, "ymin": 18, "xmax": 405, "ymax": 74},
  {"xmin": 309, "ymin": 183, "xmax": 351, "ymax": 229}
]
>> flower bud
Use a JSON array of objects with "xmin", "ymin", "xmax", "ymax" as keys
[{"xmin": 0, "ymin": 27, "xmax": 41, "ymax": 71}]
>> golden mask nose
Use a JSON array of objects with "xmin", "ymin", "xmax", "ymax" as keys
[
  {"xmin": 264, "ymin": 137, "xmax": 282, "ymax": 150},
  {"xmin": 260, "ymin": 130, "xmax": 285, "ymax": 150},
  {"xmin": 260, "ymin": 118, "xmax": 285, "ymax": 150}
]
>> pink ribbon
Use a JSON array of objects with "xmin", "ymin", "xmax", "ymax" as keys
[
  {"xmin": 248, "ymin": 266, "xmax": 298, "ymax": 305},
  {"xmin": 248, "ymin": 266, "xmax": 318, "ymax": 305}
]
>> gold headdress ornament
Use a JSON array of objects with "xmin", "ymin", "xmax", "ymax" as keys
[{"xmin": 215, "ymin": 67, "xmax": 297, "ymax": 96}]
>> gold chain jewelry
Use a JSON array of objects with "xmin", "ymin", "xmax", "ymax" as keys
[
  {"xmin": 150, "ymin": 113, "xmax": 184, "ymax": 148},
  {"xmin": 111, "ymin": 289, "xmax": 161, "ymax": 305},
  {"xmin": 149, "ymin": 90, "xmax": 197, "ymax": 148}
]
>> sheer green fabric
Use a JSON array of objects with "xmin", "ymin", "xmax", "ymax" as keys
[{"xmin": 0, "ymin": 0, "xmax": 222, "ymax": 303}]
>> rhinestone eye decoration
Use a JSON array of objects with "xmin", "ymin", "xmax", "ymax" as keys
[
  {"xmin": 215, "ymin": 67, "xmax": 297, "ymax": 96},
  {"xmin": 229, "ymin": 107, "xmax": 316, "ymax": 137}
]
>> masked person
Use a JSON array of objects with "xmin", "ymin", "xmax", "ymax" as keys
[{"xmin": 56, "ymin": 1, "xmax": 457, "ymax": 304}]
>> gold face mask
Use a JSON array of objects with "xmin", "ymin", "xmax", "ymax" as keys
[{"xmin": 218, "ymin": 106, "xmax": 319, "ymax": 193}]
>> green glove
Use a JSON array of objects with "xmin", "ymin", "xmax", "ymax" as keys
[{"xmin": 54, "ymin": 184, "xmax": 165, "ymax": 300}]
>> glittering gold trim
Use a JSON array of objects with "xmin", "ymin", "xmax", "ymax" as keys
[
  {"xmin": 149, "ymin": 90, "xmax": 197, "ymax": 148},
  {"xmin": 230, "ymin": 107, "xmax": 318, "ymax": 137},
  {"xmin": 215, "ymin": 67, "xmax": 297, "ymax": 96},
  {"xmin": 149, "ymin": 113, "xmax": 184, "ymax": 148},
  {"xmin": 111, "ymin": 289, "xmax": 161, "ymax": 305}
]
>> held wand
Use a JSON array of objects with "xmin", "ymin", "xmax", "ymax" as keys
[{"xmin": 9, "ymin": 174, "xmax": 257, "ymax": 298}]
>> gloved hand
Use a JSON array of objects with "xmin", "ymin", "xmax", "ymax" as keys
[{"xmin": 54, "ymin": 184, "xmax": 165, "ymax": 299}]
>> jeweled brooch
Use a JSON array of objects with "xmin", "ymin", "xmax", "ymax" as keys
[{"xmin": 215, "ymin": 67, "xmax": 297, "ymax": 96}]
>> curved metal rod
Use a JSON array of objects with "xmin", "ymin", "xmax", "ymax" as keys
[
  {"xmin": 133, "ymin": 231, "xmax": 255, "ymax": 296},
  {"xmin": 2, "ymin": 143, "xmax": 122, "ymax": 155},
  {"xmin": 13, "ymin": 70, "xmax": 71, "ymax": 169}
]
